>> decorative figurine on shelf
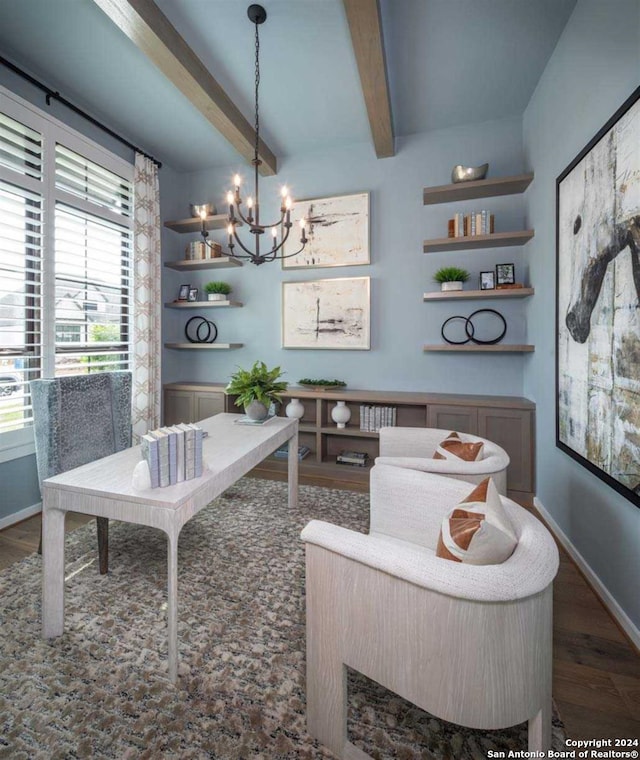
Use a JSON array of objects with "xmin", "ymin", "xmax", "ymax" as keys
[{"xmin": 451, "ymin": 163, "xmax": 489, "ymax": 183}]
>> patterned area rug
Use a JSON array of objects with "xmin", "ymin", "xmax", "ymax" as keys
[{"xmin": 0, "ymin": 478, "xmax": 565, "ymax": 759}]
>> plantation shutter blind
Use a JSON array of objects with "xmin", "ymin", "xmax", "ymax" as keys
[
  {"xmin": 0, "ymin": 113, "xmax": 43, "ymax": 433},
  {"xmin": 53, "ymin": 145, "xmax": 133, "ymax": 376}
]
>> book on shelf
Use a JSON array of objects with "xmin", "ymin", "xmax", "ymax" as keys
[
  {"xmin": 140, "ymin": 433, "xmax": 160, "ymax": 488},
  {"xmin": 150, "ymin": 429, "xmax": 170, "ymax": 487},
  {"xmin": 189, "ymin": 423, "xmax": 204, "ymax": 477},
  {"xmin": 169, "ymin": 425, "xmax": 186, "ymax": 482},
  {"xmin": 159, "ymin": 426, "xmax": 177, "ymax": 484},
  {"xmin": 359, "ymin": 405, "xmax": 397, "ymax": 432},
  {"xmin": 337, "ymin": 449, "xmax": 369, "ymax": 466},
  {"xmin": 273, "ymin": 444, "xmax": 311, "ymax": 461}
]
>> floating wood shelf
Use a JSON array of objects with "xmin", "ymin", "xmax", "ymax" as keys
[
  {"xmin": 164, "ymin": 214, "xmax": 238, "ymax": 233},
  {"xmin": 423, "ymin": 344, "xmax": 535, "ymax": 353},
  {"xmin": 164, "ymin": 257, "xmax": 243, "ymax": 271},
  {"xmin": 164, "ymin": 343, "xmax": 243, "ymax": 350},
  {"xmin": 423, "ymin": 173, "xmax": 534, "ymax": 205},
  {"xmin": 423, "ymin": 230, "xmax": 534, "ymax": 253},
  {"xmin": 423, "ymin": 288, "xmax": 534, "ymax": 301},
  {"xmin": 164, "ymin": 300, "xmax": 243, "ymax": 309}
]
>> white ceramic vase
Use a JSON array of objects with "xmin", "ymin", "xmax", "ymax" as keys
[
  {"xmin": 331, "ymin": 400, "xmax": 351, "ymax": 429},
  {"xmin": 285, "ymin": 398, "xmax": 304, "ymax": 420},
  {"xmin": 441, "ymin": 281, "xmax": 463, "ymax": 291},
  {"xmin": 207, "ymin": 293, "xmax": 226, "ymax": 301},
  {"xmin": 245, "ymin": 400, "xmax": 268, "ymax": 421}
]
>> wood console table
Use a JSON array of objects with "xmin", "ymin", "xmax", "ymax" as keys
[{"xmin": 163, "ymin": 384, "xmax": 536, "ymax": 504}]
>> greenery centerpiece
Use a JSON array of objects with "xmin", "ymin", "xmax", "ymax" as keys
[
  {"xmin": 204, "ymin": 281, "xmax": 232, "ymax": 301},
  {"xmin": 298, "ymin": 378, "xmax": 347, "ymax": 391},
  {"xmin": 226, "ymin": 361, "xmax": 288, "ymax": 420},
  {"xmin": 433, "ymin": 266, "xmax": 470, "ymax": 292}
]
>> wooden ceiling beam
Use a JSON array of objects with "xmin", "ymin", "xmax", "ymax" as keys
[
  {"xmin": 92, "ymin": 0, "xmax": 277, "ymax": 175},
  {"xmin": 343, "ymin": 0, "xmax": 394, "ymax": 158}
]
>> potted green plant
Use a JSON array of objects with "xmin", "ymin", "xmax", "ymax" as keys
[
  {"xmin": 226, "ymin": 361, "xmax": 288, "ymax": 421},
  {"xmin": 433, "ymin": 266, "xmax": 470, "ymax": 292},
  {"xmin": 204, "ymin": 281, "xmax": 232, "ymax": 301}
]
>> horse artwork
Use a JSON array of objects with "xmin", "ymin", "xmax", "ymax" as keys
[{"xmin": 556, "ymin": 86, "xmax": 640, "ymax": 508}]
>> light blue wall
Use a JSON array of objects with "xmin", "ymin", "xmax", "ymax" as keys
[
  {"xmin": 523, "ymin": 0, "xmax": 640, "ymax": 629},
  {"xmin": 162, "ymin": 116, "xmax": 531, "ymax": 395}
]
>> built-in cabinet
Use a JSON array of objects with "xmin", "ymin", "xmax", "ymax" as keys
[
  {"xmin": 422, "ymin": 172, "xmax": 535, "ymax": 354},
  {"xmin": 163, "ymin": 214, "xmax": 244, "ymax": 351},
  {"xmin": 163, "ymin": 383, "xmax": 536, "ymax": 504}
]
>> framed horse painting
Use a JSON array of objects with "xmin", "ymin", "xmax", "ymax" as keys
[{"xmin": 556, "ymin": 85, "xmax": 640, "ymax": 509}]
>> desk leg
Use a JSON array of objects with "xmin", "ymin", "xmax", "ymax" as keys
[
  {"xmin": 288, "ymin": 429, "xmax": 299, "ymax": 510},
  {"xmin": 167, "ymin": 530, "xmax": 179, "ymax": 683},
  {"xmin": 42, "ymin": 507, "xmax": 66, "ymax": 638}
]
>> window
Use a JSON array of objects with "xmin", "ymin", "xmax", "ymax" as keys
[{"xmin": 0, "ymin": 90, "xmax": 134, "ymax": 440}]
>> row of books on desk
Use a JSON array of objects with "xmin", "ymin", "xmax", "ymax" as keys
[{"xmin": 141, "ymin": 424, "xmax": 204, "ymax": 488}]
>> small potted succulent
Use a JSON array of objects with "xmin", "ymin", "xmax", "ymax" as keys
[
  {"xmin": 226, "ymin": 361, "xmax": 288, "ymax": 421},
  {"xmin": 433, "ymin": 266, "xmax": 470, "ymax": 292},
  {"xmin": 204, "ymin": 281, "xmax": 232, "ymax": 301}
]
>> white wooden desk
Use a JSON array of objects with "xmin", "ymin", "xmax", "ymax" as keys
[{"xmin": 42, "ymin": 413, "xmax": 298, "ymax": 682}]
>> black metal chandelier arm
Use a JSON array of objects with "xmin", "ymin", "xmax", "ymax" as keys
[
  {"xmin": 231, "ymin": 204, "xmax": 254, "ymax": 227},
  {"xmin": 272, "ymin": 238, "xmax": 309, "ymax": 260},
  {"xmin": 230, "ymin": 227, "xmax": 263, "ymax": 258}
]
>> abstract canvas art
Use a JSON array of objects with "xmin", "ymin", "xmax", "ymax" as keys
[
  {"xmin": 283, "ymin": 192, "xmax": 369, "ymax": 269},
  {"xmin": 556, "ymin": 86, "xmax": 640, "ymax": 509},
  {"xmin": 282, "ymin": 277, "xmax": 370, "ymax": 350}
]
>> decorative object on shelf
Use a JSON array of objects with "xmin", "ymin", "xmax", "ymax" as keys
[
  {"xmin": 433, "ymin": 266, "xmax": 470, "ymax": 292},
  {"xmin": 336, "ymin": 449, "xmax": 369, "ymax": 467},
  {"xmin": 557, "ymin": 85, "xmax": 640, "ymax": 510},
  {"xmin": 495, "ymin": 263, "xmax": 515, "ymax": 285},
  {"xmin": 282, "ymin": 277, "xmax": 370, "ymax": 350},
  {"xmin": 285, "ymin": 398, "xmax": 305, "ymax": 420},
  {"xmin": 441, "ymin": 309, "xmax": 507, "ymax": 346},
  {"xmin": 199, "ymin": 5, "xmax": 307, "ymax": 266},
  {"xmin": 480, "ymin": 271, "xmax": 495, "ymax": 290},
  {"xmin": 178, "ymin": 284, "xmax": 190, "ymax": 301},
  {"xmin": 451, "ymin": 163, "xmax": 489, "ymax": 184},
  {"xmin": 451, "ymin": 210, "xmax": 494, "ymax": 238},
  {"xmin": 188, "ymin": 288, "xmax": 198, "ymax": 302},
  {"xmin": 204, "ymin": 281, "xmax": 232, "ymax": 301},
  {"xmin": 298, "ymin": 378, "xmax": 347, "ymax": 391},
  {"xmin": 283, "ymin": 192, "xmax": 370, "ymax": 269},
  {"xmin": 330, "ymin": 400, "xmax": 351, "ymax": 429},
  {"xmin": 185, "ymin": 316, "xmax": 218, "ymax": 344},
  {"xmin": 186, "ymin": 241, "xmax": 207, "ymax": 260},
  {"xmin": 360, "ymin": 405, "xmax": 396, "ymax": 431},
  {"xmin": 189, "ymin": 203, "xmax": 215, "ymax": 218},
  {"xmin": 226, "ymin": 360, "xmax": 288, "ymax": 421}
]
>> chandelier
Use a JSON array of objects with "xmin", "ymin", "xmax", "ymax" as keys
[{"xmin": 200, "ymin": 4, "xmax": 307, "ymax": 266}]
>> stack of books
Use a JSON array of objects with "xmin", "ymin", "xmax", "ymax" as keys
[
  {"xmin": 336, "ymin": 450, "xmax": 369, "ymax": 467},
  {"xmin": 140, "ymin": 423, "xmax": 204, "ymax": 488},
  {"xmin": 273, "ymin": 443, "xmax": 311, "ymax": 461},
  {"xmin": 360, "ymin": 405, "xmax": 396, "ymax": 432},
  {"xmin": 449, "ymin": 211, "xmax": 495, "ymax": 238}
]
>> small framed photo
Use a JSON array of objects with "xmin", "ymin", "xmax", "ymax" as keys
[
  {"xmin": 495, "ymin": 263, "xmax": 515, "ymax": 286},
  {"xmin": 188, "ymin": 287, "xmax": 198, "ymax": 302},
  {"xmin": 178, "ymin": 284, "xmax": 190, "ymax": 301},
  {"xmin": 479, "ymin": 271, "xmax": 495, "ymax": 290}
]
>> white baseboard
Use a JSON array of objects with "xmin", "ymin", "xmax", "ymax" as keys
[
  {"xmin": 534, "ymin": 497, "xmax": 640, "ymax": 650},
  {"xmin": 0, "ymin": 501, "xmax": 41, "ymax": 531}
]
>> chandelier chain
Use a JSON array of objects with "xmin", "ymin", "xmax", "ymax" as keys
[{"xmin": 254, "ymin": 19, "xmax": 260, "ymax": 165}]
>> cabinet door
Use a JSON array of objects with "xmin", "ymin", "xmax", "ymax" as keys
[
  {"xmin": 164, "ymin": 390, "xmax": 194, "ymax": 426},
  {"xmin": 427, "ymin": 404, "xmax": 478, "ymax": 435},
  {"xmin": 195, "ymin": 391, "xmax": 225, "ymax": 422},
  {"xmin": 478, "ymin": 408, "xmax": 534, "ymax": 494}
]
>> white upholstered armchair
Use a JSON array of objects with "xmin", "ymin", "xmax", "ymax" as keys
[
  {"xmin": 301, "ymin": 463, "xmax": 559, "ymax": 759},
  {"xmin": 377, "ymin": 426, "xmax": 510, "ymax": 494}
]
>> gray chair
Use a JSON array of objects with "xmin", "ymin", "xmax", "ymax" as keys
[{"xmin": 30, "ymin": 372, "xmax": 132, "ymax": 574}]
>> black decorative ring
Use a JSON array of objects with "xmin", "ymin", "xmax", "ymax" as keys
[
  {"xmin": 441, "ymin": 309, "xmax": 506, "ymax": 346},
  {"xmin": 466, "ymin": 309, "xmax": 506, "ymax": 345},
  {"xmin": 185, "ymin": 316, "xmax": 218, "ymax": 344},
  {"xmin": 441, "ymin": 315, "xmax": 474, "ymax": 345}
]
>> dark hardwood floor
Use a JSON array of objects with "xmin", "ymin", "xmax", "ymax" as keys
[{"xmin": 1, "ymin": 479, "xmax": 638, "ymax": 742}]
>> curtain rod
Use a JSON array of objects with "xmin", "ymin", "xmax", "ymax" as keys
[{"xmin": 1, "ymin": 55, "xmax": 162, "ymax": 168}]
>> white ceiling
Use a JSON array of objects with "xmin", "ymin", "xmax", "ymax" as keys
[{"xmin": 0, "ymin": 0, "xmax": 576, "ymax": 172}]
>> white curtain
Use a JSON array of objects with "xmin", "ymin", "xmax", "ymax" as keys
[{"xmin": 132, "ymin": 153, "xmax": 162, "ymax": 440}]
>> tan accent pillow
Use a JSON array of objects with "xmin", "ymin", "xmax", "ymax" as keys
[
  {"xmin": 433, "ymin": 431, "xmax": 484, "ymax": 461},
  {"xmin": 436, "ymin": 478, "xmax": 517, "ymax": 565}
]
